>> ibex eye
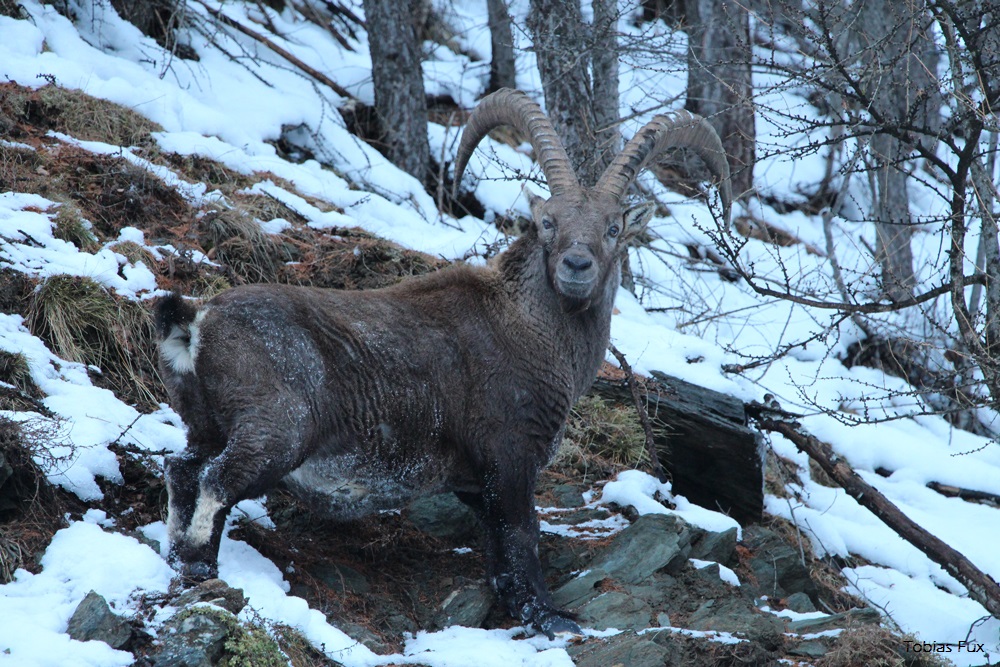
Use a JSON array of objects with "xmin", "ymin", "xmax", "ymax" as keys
[
  {"xmin": 542, "ymin": 217, "xmax": 555, "ymax": 230},
  {"xmin": 608, "ymin": 224, "xmax": 620, "ymax": 238}
]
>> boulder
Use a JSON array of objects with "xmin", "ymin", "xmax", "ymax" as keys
[
  {"xmin": 577, "ymin": 591, "xmax": 651, "ymax": 631},
  {"xmin": 151, "ymin": 610, "xmax": 231, "ymax": 667},
  {"xmin": 588, "ymin": 514, "xmax": 691, "ymax": 584},
  {"xmin": 432, "ymin": 581, "xmax": 493, "ymax": 629},
  {"xmin": 405, "ymin": 492, "xmax": 478, "ymax": 540},
  {"xmin": 67, "ymin": 591, "xmax": 132, "ymax": 649},
  {"xmin": 568, "ymin": 632, "xmax": 670, "ymax": 667}
]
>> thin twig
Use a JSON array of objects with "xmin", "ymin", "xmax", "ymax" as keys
[{"xmin": 608, "ymin": 343, "xmax": 669, "ymax": 483}]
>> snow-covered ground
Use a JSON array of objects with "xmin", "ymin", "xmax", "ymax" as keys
[{"xmin": 1, "ymin": 0, "xmax": 998, "ymax": 665}]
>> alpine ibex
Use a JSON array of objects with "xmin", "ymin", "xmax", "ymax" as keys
[{"xmin": 156, "ymin": 88, "xmax": 730, "ymax": 637}]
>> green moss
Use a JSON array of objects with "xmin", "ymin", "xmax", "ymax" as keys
[
  {"xmin": 223, "ymin": 621, "xmax": 287, "ymax": 667},
  {"xmin": 174, "ymin": 606, "xmax": 287, "ymax": 667}
]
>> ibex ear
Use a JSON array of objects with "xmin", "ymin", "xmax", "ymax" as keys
[
  {"xmin": 620, "ymin": 202, "xmax": 655, "ymax": 243},
  {"xmin": 526, "ymin": 189, "xmax": 546, "ymax": 219}
]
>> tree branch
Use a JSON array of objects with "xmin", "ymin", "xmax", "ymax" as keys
[
  {"xmin": 749, "ymin": 401, "xmax": 1000, "ymax": 620},
  {"xmin": 194, "ymin": 0, "xmax": 354, "ymax": 100}
]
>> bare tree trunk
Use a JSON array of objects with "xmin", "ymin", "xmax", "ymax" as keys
[
  {"xmin": 591, "ymin": 0, "xmax": 621, "ymax": 164},
  {"xmin": 974, "ymin": 2, "xmax": 1000, "ymax": 357},
  {"xmin": 486, "ymin": 0, "xmax": 516, "ymax": 92},
  {"xmin": 362, "ymin": 0, "xmax": 431, "ymax": 184},
  {"xmin": 855, "ymin": 0, "xmax": 939, "ymax": 302},
  {"xmin": 871, "ymin": 134, "xmax": 917, "ymax": 302},
  {"xmin": 526, "ymin": 0, "xmax": 619, "ymax": 186},
  {"xmin": 683, "ymin": 0, "xmax": 755, "ymax": 200}
]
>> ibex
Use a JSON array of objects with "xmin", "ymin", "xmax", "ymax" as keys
[{"xmin": 156, "ymin": 88, "xmax": 730, "ymax": 637}]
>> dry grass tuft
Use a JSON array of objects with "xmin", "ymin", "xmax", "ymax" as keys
[
  {"xmin": 0, "ymin": 83, "xmax": 163, "ymax": 147},
  {"xmin": 27, "ymin": 275, "xmax": 163, "ymax": 409},
  {"xmin": 553, "ymin": 394, "xmax": 647, "ymax": 482},
  {"xmin": 51, "ymin": 201, "xmax": 100, "ymax": 252},
  {"xmin": 0, "ymin": 350, "xmax": 36, "ymax": 397},
  {"xmin": 198, "ymin": 207, "xmax": 287, "ymax": 284},
  {"xmin": 816, "ymin": 626, "xmax": 952, "ymax": 667},
  {"xmin": 108, "ymin": 240, "xmax": 157, "ymax": 269}
]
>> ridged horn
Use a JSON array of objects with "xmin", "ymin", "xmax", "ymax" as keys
[
  {"xmin": 596, "ymin": 111, "xmax": 732, "ymax": 225},
  {"xmin": 453, "ymin": 88, "xmax": 581, "ymax": 198}
]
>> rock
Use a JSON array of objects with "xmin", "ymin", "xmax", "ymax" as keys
[
  {"xmin": 551, "ymin": 483, "xmax": 585, "ymax": 507},
  {"xmin": 687, "ymin": 598, "xmax": 785, "ymax": 638},
  {"xmin": 784, "ymin": 591, "xmax": 816, "ymax": 614},
  {"xmin": 66, "ymin": 591, "xmax": 132, "ymax": 649},
  {"xmin": 307, "ymin": 562, "xmax": 371, "ymax": 595},
  {"xmin": 433, "ymin": 582, "xmax": 493, "ymax": 629},
  {"xmin": 656, "ymin": 612, "xmax": 671, "ymax": 627},
  {"xmin": 742, "ymin": 526, "xmax": 818, "ymax": 601},
  {"xmin": 689, "ymin": 527, "xmax": 738, "ymax": 565},
  {"xmin": 567, "ymin": 632, "xmax": 670, "ymax": 667},
  {"xmin": 173, "ymin": 579, "xmax": 247, "ymax": 615},
  {"xmin": 405, "ymin": 492, "xmax": 478, "ymax": 540},
  {"xmin": 589, "ymin": 514, "xmax": 691, "ymax": 584},
  {"xmin": 152, "ymin": 609, "xmax": 231, "ymax": 667},
  {"xmin": 790, "ymin": 639, "xmax": 829, "ymax": 658},
  {"xmin": 337, "ymin": 621, "xmax": 391, "ymax": 653},
  {"xmin": 577, "ymin": 591, "xmax": 651, "ymax": 631},
  {"xmin": 787, "ymin": 607, "xmax": 880, "ymax": 634},
  {"xmin": 552, "ymin": 568, "xmax": 609, "ymax": 608}
]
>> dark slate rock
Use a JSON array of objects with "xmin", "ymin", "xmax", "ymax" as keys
[
  {"xmin": 151, "ymin": 611, "xmax": 231, "ymax": 667},
  {"xmin": 66, "ymin": 590, "xmax": 132, "ymax": 649},
  {"xmin": 787, "ymin": 608, "xmax": 880, "ymax": 634},
  {"xmin": 568, "ymin": 632, "xmax": 670, "ymax": 667},
  {"xmin": 551, "ymin": 484, "xmax": 585, "ymax": 508},
  {"xmin": 577, "ymin": 592, "xmax": 651, "ymax": 631},
  {"xmin": 552, "ymin": 568, "xmax": 609, "ymax": 608},
  {"xmin": 589, "ymin": 514, "xmax": 691, "ymax": 584},
  {"xmin": 432, "ymin": 582, "xmax": 493, "ymax": 629},
  {"xmin": 689, "ymin": 527, "xmax": 738, "ymax": 565},
  {"xmin": 790, "ymin": 639, "xmax": 829, "ymax": 658},
  {"xmin": 687, "ymin": 598, "xmax": 785, "ymax": 637},
  {"xmin": 742, "ymin": 525, "xmax": 818, "ymax": 601},
  {"xmin": 405, "ymin": 493, "xmax": 478, "ymax": 540},
  {"xmin": 173, "ymin": 579, "xmax": 247, "ymax": 615},
  {"xmin": 307, "ymin": 562, "xmax": 371, "ymax": 595},
  {"xmin": 784, "ymin": 591, "xmax": 817, "ymax": 614}
]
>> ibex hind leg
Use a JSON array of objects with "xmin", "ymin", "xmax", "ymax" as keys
[{"xmin": 167, "ymin": 418, "xmax": 309, "ymax": 582}]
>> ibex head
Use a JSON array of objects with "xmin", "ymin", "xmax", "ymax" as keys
[{"xmin": 454, "ymin": 88, "xmax": 732, "ymax": 311}]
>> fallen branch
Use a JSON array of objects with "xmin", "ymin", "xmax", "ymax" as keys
[
  {"xmin": 749, "ymin": 399, "xmax": 1000, "ymax": 620},
  {"xmin": 607, "ymin": 344, "xmax": 669, "ymax": 484},
  {"xmin": 195, "ymin": 0, "xmax": 354, "ymax": 100}
]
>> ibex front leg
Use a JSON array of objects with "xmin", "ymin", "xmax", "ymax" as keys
[{"xmin": 473, "ymin": 464, "xmax": 581, "ymax": 638}]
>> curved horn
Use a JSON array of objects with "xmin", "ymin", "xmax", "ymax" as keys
[
  {"xmin": 596, "ymin": 111, "xmax": 732, "ymax": 225},
  {"xmin": 453, "ymin": 88, "xmax": 580, "ymax": 197}
]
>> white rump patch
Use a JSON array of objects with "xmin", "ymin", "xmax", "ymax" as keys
[
  {"xmin": 185, "ymin": 490, "xmax": 224, "ymax": 547},
  {"xmin": 161, "ymin": 308, "xmax": 209, "ymax": 375}
]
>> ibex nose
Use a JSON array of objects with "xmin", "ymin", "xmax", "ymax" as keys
[{"xmin": 562, "ymin": 254, "xmax": 593, "ymax": 272}]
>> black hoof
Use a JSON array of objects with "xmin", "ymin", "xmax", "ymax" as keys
[
  {"xmin": 179, "ymin": 560, "xmax": 218, "ymax": 584},
  {"xmin": 537, "ymin": 613, "xmax": 583, "ymax": 640}
]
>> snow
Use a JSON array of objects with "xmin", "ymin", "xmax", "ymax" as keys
[{"xmin": 0, "ymin": 0, "xmax": 998, "ymax": 665}]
